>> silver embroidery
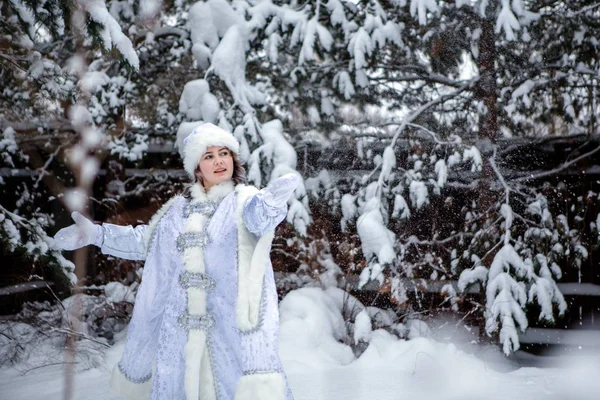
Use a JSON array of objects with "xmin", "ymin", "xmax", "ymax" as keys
[
  {"xmin": 237, "ymin": 276, "xmax": 268, "ymax": 335},
  {"xmin": 179, "ymin": 271, "xmax": 216, "ymax": 291},
  {"xmin": 146, "ymin": 197, "xmax": 181, "ymax": 256},
  {"xmin": 118, "ymin": 361, "xmax": 152, "ymax": 383},
  {"xmin": 206, "ymin": 332, "xmax": 224, "ymax": 400},
  {"xmin": 178, "ymin": 313, "xmax": 216, "ymax": 330},
  {"xmin": 176, "ymin": 231, "xmax": 209, "ymax": 252},
  {"xmin": 243, "ymin": 368, "xmax": 283, "ymax": 375},
  {"xmin": 183, "ymin": 200, "xmax": 218, "ymax": 218}
]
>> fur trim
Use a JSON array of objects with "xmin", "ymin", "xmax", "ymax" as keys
[
  {"xmin": 199, "ymin": 344, "xmax": 217, "ymax": 400},
  {"xmin": 185, "ymin": 330, "xmax": 208, "ymax": 400},
  {"xmin": 109, "ymin": 364, "xmax": 153, "ymax": 400},
  {"xmin": 182, "ymin": 180, "xmax": 235, "ymax": 400},
  {"xmin": 182, "ymin": 201, "xmax": 209, "ymax": 400},
  {"xmin": 190, "ymin": 180, "xmax": 235, "ymax": 203},
  {"xmin": 235, "ymin": 185, "xmax": 275, "ymax": 332},
  {"xmin": 143, "ymin": 195, "xmax": 181, "ymax": 251},
  {"xmin": 234, "ymin": 373, "xmax": 286, "ymax": 400},
  {"xmin": 183, "ymin": 123, "xmax": 240, "ymax": 179}
]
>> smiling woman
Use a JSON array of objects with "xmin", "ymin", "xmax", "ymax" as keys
[
  {"xmin": 197, "ymin": 146, "xmax": 235, "ymax": 189},
  {"xmin": 53, "ymin": 123, "xmax": 300, "ymax": 400}
]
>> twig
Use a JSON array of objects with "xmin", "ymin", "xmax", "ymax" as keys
[
  {"xmin": 489, "ymin": 147, "xmax": 512, "ymax": 245},
  {"xmin": 21, "ymin": 362, "xmax": 79, "ymax": 375},
  {"xmin": 514, "ymin": 144, "xmax": 600, "ymax": 182},
  {"xmin": 406, "ymin": 123, "xmax": 458, "ymax": 145},
  {"xmin": 45, "ymin": 283, "xmax": 66, "ymax": 312},
  {"xmin": 569, "ymin": 3, "xmax": 600, "ymax": 17},
  {"xmin": 50, "ymin": 328, "xmax": 110, "ymax": 348},
  {"xmin": 0, "ymin": 331, "xmax": 25, "ymax": 350},
  {"xmin": 33, "ymin": 143, "xmax": 68, "ymax": 190}
]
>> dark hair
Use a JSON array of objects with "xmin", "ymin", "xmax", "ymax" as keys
[{"xmin": 183, "ymin": 150, "xmax": 247, "ymax": 198}]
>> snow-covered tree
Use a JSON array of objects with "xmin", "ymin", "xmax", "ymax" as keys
[
  {"xmin": 2, "ymin": 0, "xmax": 599, "ymax": 355},
  {"xmin": 1, "ymin": 0, "xmax": 143, "ymax": 290},
  {"xmin": 245, "ymin": 0, "xmax": 599, "ymax": 353}
]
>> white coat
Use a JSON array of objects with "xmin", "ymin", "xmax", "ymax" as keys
[{"xmin": 103, "ymin": 180, "xmax": 294, "ymax": 400}]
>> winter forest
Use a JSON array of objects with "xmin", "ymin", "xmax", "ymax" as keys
[{"xmin": 1, "ymin": 0, "xmax": 600, "ymax": 399}]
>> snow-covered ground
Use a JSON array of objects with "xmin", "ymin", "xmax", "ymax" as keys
[{"xmin": 1, "ymin": 287, "xmax": 599, "ymax": 400}]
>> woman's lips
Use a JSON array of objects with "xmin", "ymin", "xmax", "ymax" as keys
[{"xmin": 214, "ymin": 169, "xmax": 227, "ymax": 173}]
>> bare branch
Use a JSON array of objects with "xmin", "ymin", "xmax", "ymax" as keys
[{"xmin": 513, "ymin": 144, "xmax": 600, "ymax": 182}]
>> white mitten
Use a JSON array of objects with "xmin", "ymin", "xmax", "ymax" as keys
[
  {"xmin": 54, "ymin": 211, "xmax": 103, "ymax": 250},
  {"xmin": 263, "ymin": 173, "xmax": 300, "ymax": 208}
]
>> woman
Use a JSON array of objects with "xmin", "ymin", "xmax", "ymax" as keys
[{"xmin": 54, "ymin": 123, "xmax": 299, "ymax": 400}]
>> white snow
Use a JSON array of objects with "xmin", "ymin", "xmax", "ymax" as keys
[
  {"xmin": 353, "ymin": 309, "xmax": 372, "ymax": 344},
  {"xmin": 356, "ymin": 198, "xmax": 396, "ymax": 264},
  {"xmin": 335, "ymin": 71, "xmax": 356, "ymax": 100},
  {"xmin": 139, "ymin": 0, "xmax": 161, "ymax": 19},
  {"xmin": 409, "ymin": 180, "xmax": 429, "ymax": 209},
  {"xmin": 410, "ymin": 0, "xmax": 439, "ymax": 26},
  {"xmin": 379, "ymin": 146, "xmax": 396, "ymax": 183},
  {"xmin": 104, "ymin": 282, "xmax": 136, "ymax": 304},
  {"xmin": 79, "ymin": 71, "xmax": 109, "ymax": 93},
  {"xmin": 340, "ymin": 194, "xmax": 357, "ymax": 231},
  {"xmin": 78, "ymin": 0, "xmax": 140, "ymax": 70},
  {"xmin": 300, "ymin": 18, "xmax": 333, "ymax": 65},
  {"xmin": 463, "ymin": 145, "xmax": 483, "ymax": 172},
  {"xmin": 80, "ymin": 157, "xmax": 100, "ymax": 187},
  {"xmin": 458, "ymin": 265, "xmax": 488, "ymax": 291},
  {"xmin": 435, "ymin": 159, "xmax": 448, "ymax": 188},
  {"xmin": 3, "ymin": 286, "xmax": 600, "ymax": 400},
  {"xmin": 348, "ymin": 28, "xmax": 373, "ymax": 70},
  {"xmin": 392, "ymin": 194, "xmax": 410, "ymax": 219},
  {"xmin": 179, "ymin": 79, "xmax": 220, "ymax": 123},
  {"xmin": 495, "ymin": 0, "xmax": 521, "ymax": 41},
  {"xmin": 279, "ymin": 287, "xmax": 355, "ymax": 368}
]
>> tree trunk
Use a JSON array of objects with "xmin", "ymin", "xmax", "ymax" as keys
[
  {"xmin": 474, "ymin": 13, "xmax": 500, "ymax": 339},
  {"xmin": 477, "ymin": 16, "xmax": 499, "ymax": 142}
]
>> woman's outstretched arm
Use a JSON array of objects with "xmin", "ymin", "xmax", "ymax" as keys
[
  {"xmin": 54, "ymin": 211, "xmax": 148, "ymax": 260},
  {"xmin": 242, "ymin": 173, "xmax": 300, "ymax": 236}
]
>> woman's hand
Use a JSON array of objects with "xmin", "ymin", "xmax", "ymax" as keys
[
  {"xmin": 54, "ymin": 211, "xmax": 103, "ymax": 250},
  {"xmin": 263, "ymin": 173, "xmax": 301, "ymax": 208}
]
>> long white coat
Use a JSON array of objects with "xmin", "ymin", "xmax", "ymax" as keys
[{"xmin": 103, "ymin": 181, "xmax": 294, "ymax": 400}]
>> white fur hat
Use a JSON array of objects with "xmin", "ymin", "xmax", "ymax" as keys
[{"xmin": 182, "ymin": 123, "xmax": 240, "ymax": 179}]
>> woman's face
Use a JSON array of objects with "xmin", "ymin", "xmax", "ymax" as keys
[{"xmin": 197, "ymin": 146, "xmax": 234, "ymax": 189}]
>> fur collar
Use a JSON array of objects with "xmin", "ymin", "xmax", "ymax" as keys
[{"xmin": 190, "ymin": 180, "xmax": 235, "ymax": 203}]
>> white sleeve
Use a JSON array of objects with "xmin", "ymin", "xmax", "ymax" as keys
[
  {"xmin": 242, "ymin": 191, "xmax": 288, "ymax": 237},
  {"xmin": 100, "ymin": 224, "xmax": 148, "ymax": 261},
  {"xmin": 242, "ymin": 174, "xmax": 299, "ymax": 236}
]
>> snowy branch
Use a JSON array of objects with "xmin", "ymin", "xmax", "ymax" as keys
[
  {"xmin": 371, "ymin": 71, "xmax": 472, "ymax": 89},
  {"xmin": 389, "ymin": 80, "xmax": 476, "ymax": 149}
]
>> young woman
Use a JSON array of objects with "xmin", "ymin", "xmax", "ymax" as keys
[{"xmin": 54, "ymin": 123, "xmax": 299, "ymax": 400}]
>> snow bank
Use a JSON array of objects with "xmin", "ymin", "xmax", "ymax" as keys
[
  {"xmin": 279, "ymin": 287, "xmax": 355, "ymax": 370},
  {"xmin": 277, "ymin": 287, "xmax": 595, "ymax": 400},
  {"xmin": 2, "ymin": 286, "xmax": 600, "ymax": 400},
  {"xmin": 278, "ymin": 286, "xmax": 500, "ymax": 399}
]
